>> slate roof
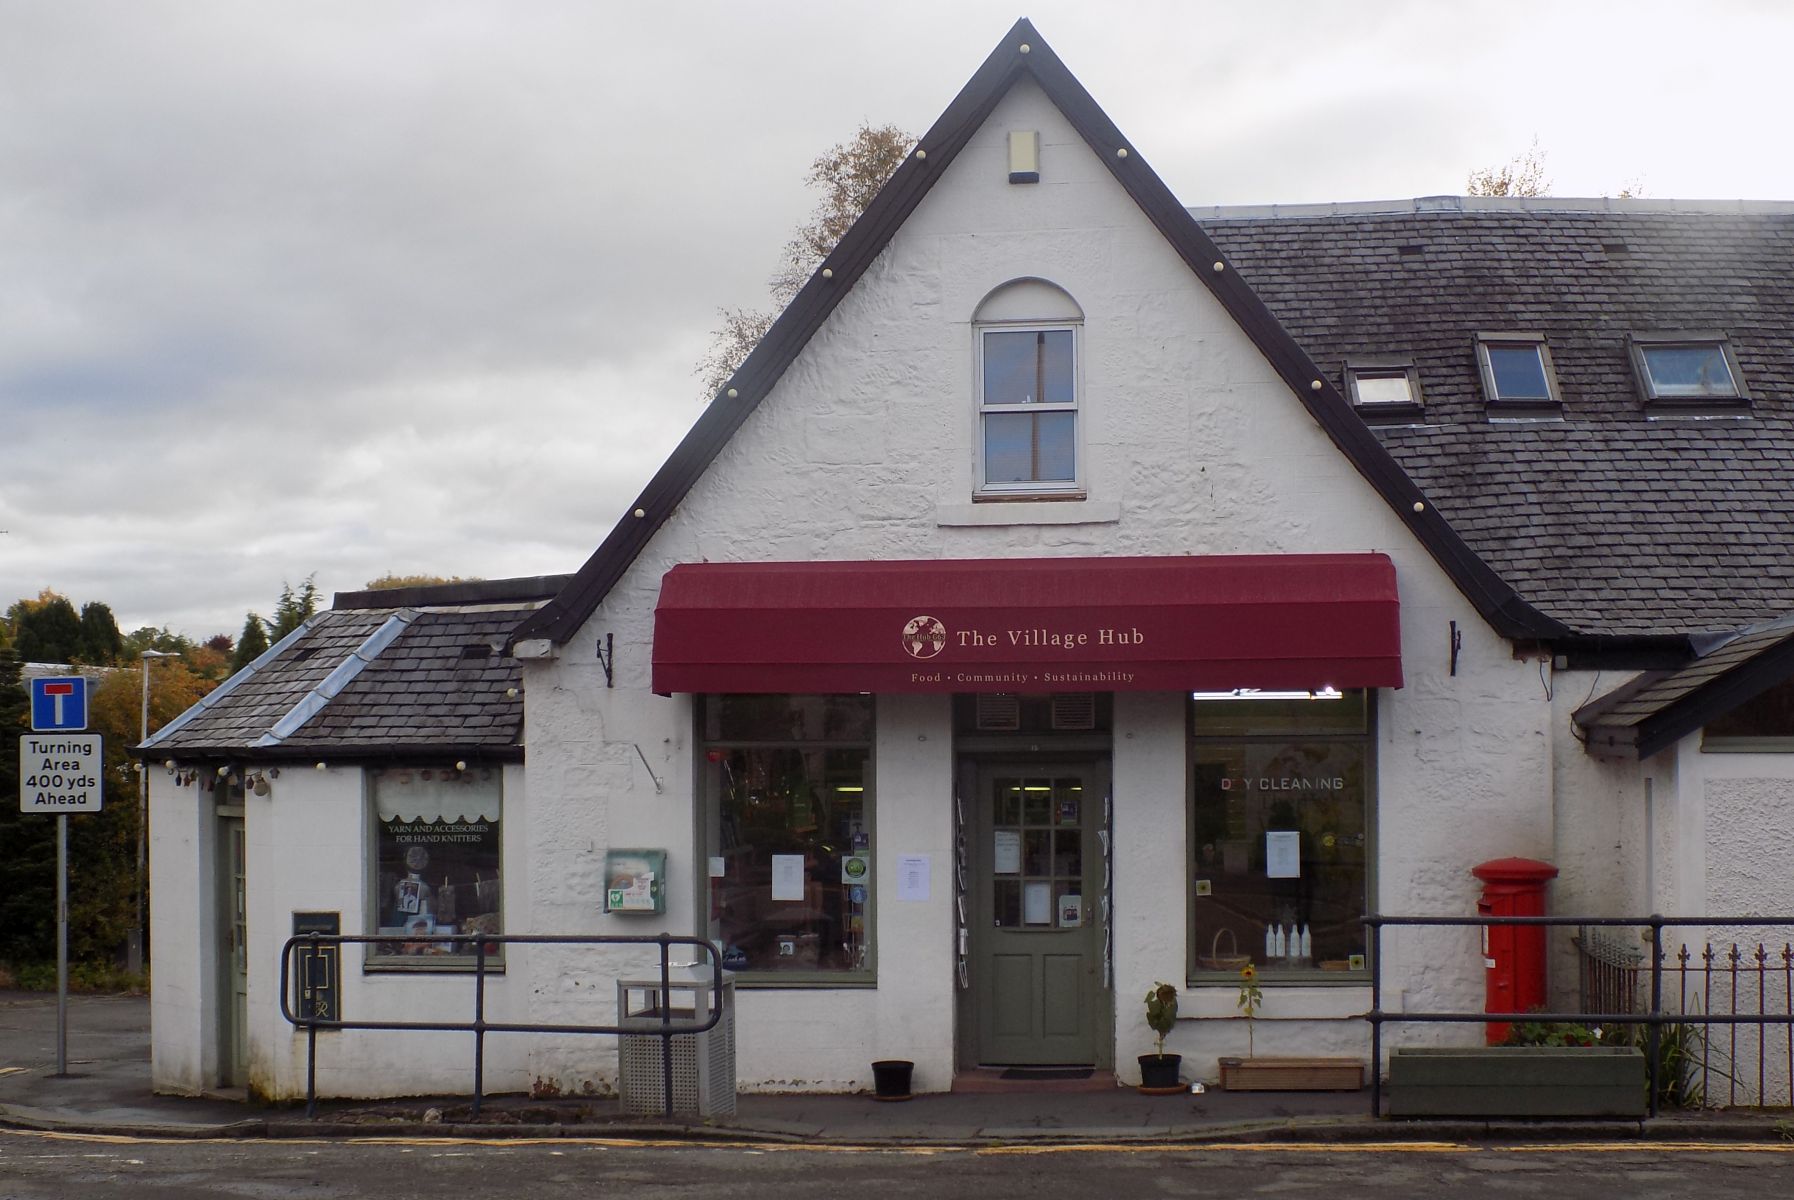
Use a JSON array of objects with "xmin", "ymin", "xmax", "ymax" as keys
[
  {"xmin": 1573, "ymin": 615, "xmax": 1794, "ymax": 759},
  {"xmin": 1202, "ymin": 198, "xmax": 1794, "ymax": 639},
  {"xmin": 140, "ymin": 602, "xmax": 537, "ymax": 761}
]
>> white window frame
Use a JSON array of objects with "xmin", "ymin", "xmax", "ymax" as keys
[{"xmin": 975, "ymin": 321, "xmax": 1083, "ymax": 498}]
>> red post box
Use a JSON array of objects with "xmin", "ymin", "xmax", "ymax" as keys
[{"xmin": 1471, "ymin": 857, "xmax": 1559, "ymax": 1044}]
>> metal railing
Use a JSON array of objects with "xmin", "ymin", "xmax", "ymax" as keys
[
  {"xmin": 278, "ymin": 932, "xmax": 724, "ymax": 1119},
  {"xmin": 1365, "ymin": 914, "xmax": 1794, "ymax": 1117},
  {"xmin": 1576, "ymin": 926, "xmax": 1794, "ymax": 1107}
]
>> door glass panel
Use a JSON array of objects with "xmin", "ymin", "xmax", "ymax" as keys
[
  {"xmin": 1054, "ymin": 830, "xmax": 1082, "ymax": 876},
  {"xmin": 994, "ymin": 879, "xmax": 1021, "ymax": 928},
  {"xmin": 991, "ymin": 775, "xmax": 1086, "ymax": 931}
]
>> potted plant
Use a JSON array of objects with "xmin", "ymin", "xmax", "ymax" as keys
[
  {"xmin": 1138, "ymin": 981, "xmax": 1183, "ymax": 1093},
  {"xmin": 1218, "ymin": 962, "xmax": 1364, "ymax": 1092}
]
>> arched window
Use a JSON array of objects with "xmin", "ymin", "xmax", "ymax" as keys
[{"xmin": 973, "ymin": 280, "xmax": 1084, "ymax": 496}]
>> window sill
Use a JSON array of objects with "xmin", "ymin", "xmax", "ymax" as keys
[
  {"xmin": 733, "ymin": 975, "xmax": 877, "ymax": 989},
  {"xmin": 364, "ymin": 959, "xmax": 506, "ymax": 975},
  {"xmin": 937, "ymin": 499, "xmax": 1120, "ymax": 527},
  {"xmin": 1700, "ymin": 738, "xmax": 1794, "ymax": 753},
  {"xmin": 1179, "ymin": 981, "xmax": 1371, "ymax": 1021},
  {"xmin": 1354, "ymin": 402, "xmax": 1426, "ymax": 425}
]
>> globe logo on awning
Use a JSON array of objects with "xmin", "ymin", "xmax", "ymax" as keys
[{"xmin": 901, "ymin": 615, "xmax": 947, "ymax": 660}]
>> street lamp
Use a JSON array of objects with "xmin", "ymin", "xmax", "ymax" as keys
[{"xmin": 131, "ymin": 649, "xmax": 181, "ymax": 977}]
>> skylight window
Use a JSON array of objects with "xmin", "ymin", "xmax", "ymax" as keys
[
  {"xmin": 1629, "ymin": 333, "xmax": 1747, "ymax": 405},
  {"xmin": 1475, "ymin": 334, "xmax": 1561, "ymax": 410},
  {"xmin": 1344, "ymin": 360, "xmax": 1423, "ymax": 420}
]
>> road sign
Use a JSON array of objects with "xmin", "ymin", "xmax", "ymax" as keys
[
  {"xmin": 30, "ymin": 676, "xmax": 89, "ymax": 732},
  {"xmin": 18, "ymin": 734, "xmax": 104, "ymax": 813}
]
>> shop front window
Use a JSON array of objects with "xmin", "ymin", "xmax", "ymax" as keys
[
  {"xmin": 1188, "ymin": 692, "xmax": 1372, "ymax": 979},
  {"xmin": 703, "ymin": 695, "xmax": 873, "ymax": 980},
  {"xmin": 368, "ymin": 766, "xmax": 503, "ymax": 969}
]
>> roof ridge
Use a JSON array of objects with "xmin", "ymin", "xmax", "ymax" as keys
[
  {"xmin": 138, "ymin": 612, "xmax": 332, "ymax": 752},
  {"xmin": 1190, "ymin": 196, "xmax": 1794, "ymax": 221},
  {"xmin": 252, "ymin": 610, "xmax": 420, "ymax": 747}
]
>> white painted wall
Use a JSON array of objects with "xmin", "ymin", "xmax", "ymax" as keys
[
  {"xmin": 517, "ymin": 79, "xmax": 1555, "ymax": 1090},
  {"xmin": 157, "ymin": 75, "xmax": 1615, "ymax": 1098},
  {"xmin": 148, "ymin": 773, "xmax": 219, "ymax": 1095}
]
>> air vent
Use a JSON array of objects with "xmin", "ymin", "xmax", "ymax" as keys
[
  {"xmin": 1050, "ymin": 693, "xmax": 1097, "ymax": 731},
  {"xmin": 289, "ymin": 647, "xmax": 318, "ymax": 662},
  {"xmin": 1397, "ymin": 243, "xmax": 1425, "ymax": 256},
  {"xmin": 460, "ymin": 644, "xmax": 493, "ymax": 660},
  {"xmin": 975, "ymin": 694, "xmax": 1021, "ymax": 731}
]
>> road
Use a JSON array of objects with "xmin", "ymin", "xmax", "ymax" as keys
[{"xmin": 2, "ymin": 1132, "xmax": 1791, "ymax": 1199}]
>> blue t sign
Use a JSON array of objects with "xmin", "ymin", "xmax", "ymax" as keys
[{"xmin": 31, "ymin": 676, "xmax": 89, "ymax": 732}]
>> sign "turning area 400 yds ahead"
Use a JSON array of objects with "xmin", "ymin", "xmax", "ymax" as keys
[{"xmin": 18, "ymin": 734, "xmax": 104, "ymax": 813}]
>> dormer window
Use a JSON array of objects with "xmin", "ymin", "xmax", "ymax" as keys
[
  {"xmin": 1475, "ymin": 333, "xmax": 1562, "ymax": 412},
  {"xmin": 1344, "ymin": 359, "xmax": 1424, "ymax": 422},
  {"xmin": 1629, "ymin": 333, "xmax": 1748, "ymax": 407}
]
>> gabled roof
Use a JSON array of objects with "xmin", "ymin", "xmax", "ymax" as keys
[
  {"xmin": 1574, "ymin": 615, "xmax": 1794, "ymax": 760},
  {"xmin": 1203, "ymin": 201, "xmax": 1794, "ymax": 640},
  {"xmin": 508, "ymin": 19, "xmax": 1567, "ymax": 655},
  {"xmin": 140, "ymin": 578, "xmax": 561, "ymax": 762}
]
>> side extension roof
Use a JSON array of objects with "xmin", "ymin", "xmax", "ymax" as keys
[{"xmin": 508, "ymin": 18, "xmax": 1569, "ymax": 654}]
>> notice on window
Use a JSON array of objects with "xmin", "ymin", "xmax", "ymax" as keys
[
  {"xmin": 771, "ymin": 854, "xmax": 806, "ymax": 901},
  {"xmin": 994, "ymin": 830, "xmax": 1022, "ymax": 874},
  {"xmin": 1265, "ymin": 831, "xmax": 1301, "ymax": 879},
  {"xmin": 1023, "ymin": 881, "xmax": 1052, "ymax": 925},
  {"xmin": 897, "ymin": 854, "xmax": 930, "ymax": 901},
  {"xmin": 708, "ymin": 856, "xmax": 726, "ymax": 878}
]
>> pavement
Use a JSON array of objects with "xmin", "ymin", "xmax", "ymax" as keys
[{"xmin": 2, "ymin": 989, "xmax": 1789, "ymax": 1146}]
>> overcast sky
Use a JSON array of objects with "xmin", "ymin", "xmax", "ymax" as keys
[{"xmin": 4, "ymin": 0, "xmax": 1791, "ymax": 642}]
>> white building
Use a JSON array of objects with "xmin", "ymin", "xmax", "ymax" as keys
[{"xmin": 142, "ymin": 20, "xmax": 1794, "ymax": 1101}]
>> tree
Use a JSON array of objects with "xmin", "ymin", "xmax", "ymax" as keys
[
  {"xmin": 363, "ymin": 573, "xmax": 480, "ymax": 590},
  {"xmin": 269, "ymin": 576, "xmax": 321, "ymax": 640},
  {"xmin": 77, "ymin": 602, "xmax": 123, "ymax": 666},
  {"xmin": 1467, "ymin": 137, "xmax": 1550, "ymax": 197},
  {"xmin": 696, "ymin": 121, "xmax": 914, "ymax": 398},
  {"xmin": 13, "ymin": 592, "xmax": 82, "ymax": 663},
  {"xmin": 230, "ymin": 613, "xmax": 269, "ymax": 674},
  {"xmin": 0, "ymin": 649, "xmax": 52, "ymax": 966}
]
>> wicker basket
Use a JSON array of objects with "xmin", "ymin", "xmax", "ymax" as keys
[{"xmin": 1198, "ymin": 928, "xmax": 1253, "ymax": 972}]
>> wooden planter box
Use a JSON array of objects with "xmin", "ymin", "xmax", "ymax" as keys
[
  {"xmin": 1386, "ymin": 1046, "xmax": 1646, "ymax": 1118},
  {"xmin": 1218, "ymin": 1056, "xmax": 1364, "ymax": 1091}
]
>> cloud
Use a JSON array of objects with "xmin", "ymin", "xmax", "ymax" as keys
[{"xmin": 3, "ymin": 0, "xmax": 1791, "ymax": 638}]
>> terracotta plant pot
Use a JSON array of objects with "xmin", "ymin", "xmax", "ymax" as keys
[{"xmin": 1137, "ymin": 1053, "xmax": 1183, "ymax": 1093}]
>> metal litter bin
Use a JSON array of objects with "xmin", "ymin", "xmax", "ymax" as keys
[{"xmin": 617, "ymin": 964, "xmax": 735, "ymax": 1117}]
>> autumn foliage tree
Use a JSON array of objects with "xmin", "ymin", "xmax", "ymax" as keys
[{"xmin": 696, "ymin": 121, "xmax": 914, "ymax": 399}]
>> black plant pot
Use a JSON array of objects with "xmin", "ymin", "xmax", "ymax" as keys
[
  {"xmin": 872, "ymin": 1059, "xmax": 914, "ymax": 1101},
  {"xmin": 1137, "ymin": 1053, "xmax": 1183, "ymax": 1092}
]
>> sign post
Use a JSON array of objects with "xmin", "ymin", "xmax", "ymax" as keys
[{"xmin": 23, "ymin": 676, "xmax": 102, "ymax": 1079}]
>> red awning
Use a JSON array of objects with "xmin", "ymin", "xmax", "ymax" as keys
[{"xmin": 652, "ymin": 555, "xmax": 1402, "ymax": 695}]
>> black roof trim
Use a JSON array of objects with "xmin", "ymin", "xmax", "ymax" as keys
[
  {"xmin": 128, "ymin": 742, "xmax": 524, "ymax": 765},
  {"xmin": 508, "ymin": 18, "xmax": 1568, "ymax": 651},
  {"xmin": 334, "ymin": 575, "xmax": 572, "ymax": 612},
  {"xmin": 1573, "ymin": 620, "xmax": 1794, "ymax": 760}
]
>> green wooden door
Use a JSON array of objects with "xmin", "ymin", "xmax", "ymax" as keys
[{"xmin": 971, "ymin": 764, "xmax": 1104, "ymax": 1065}]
